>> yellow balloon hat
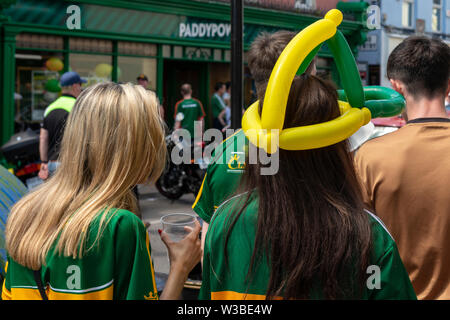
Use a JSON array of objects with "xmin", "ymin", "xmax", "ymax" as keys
[{"xmin": 242, "ymin": 9, "xmax": 371, "ymax": 154}]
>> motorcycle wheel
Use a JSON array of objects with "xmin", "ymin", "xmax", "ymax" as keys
[{"xmin": 155, "ymin": 177, "xmax": 185, "ymax": 200}]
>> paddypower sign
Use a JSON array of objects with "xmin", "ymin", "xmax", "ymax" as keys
[{"xmin": 179, "ymin": 22, "xmax": 232, "ymax": 39}]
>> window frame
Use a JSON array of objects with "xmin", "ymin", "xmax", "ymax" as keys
[
  {"xmin": 432, "ymin": 0, "xmax": 442, "ymax": 33},
  {"xmin": 402, "ymin": 0, "xmax": 415, "ymax": 29}
]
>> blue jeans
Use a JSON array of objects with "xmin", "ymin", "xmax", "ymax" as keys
[{"xmin": 48, "ymin": 161, "xmax": 60, "ymax": 177}]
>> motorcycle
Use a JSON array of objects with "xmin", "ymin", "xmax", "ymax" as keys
[
  {"xmin": 155, "ymin": 132, "xmax": 209, "ymax": 200},
  {"xmin": 1, "ymin": 128, "xmax": 41, "ymax": 189}
]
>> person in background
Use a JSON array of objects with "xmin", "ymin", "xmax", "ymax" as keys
[
  {"xmin": 355, "ymin": 36, "xmax": 450, "ymax": 300},
  {"xmin": 2, "ymin": 83, "xmax": 201, "ymax": 300},
  {"xmin": 39, "ymin": 71, "xmax": 85, "ymax": 180},
  {"xmin": 222, "ymin": 81, "xmax": 231, "ymax": 129},
  {"xmin": 137, "ymin": 74, "xmax": 165, "ymax": 120},
  {"xmin": 211, "ymin": 82, "xmax": 227, "ymax": 131},
  {"xmin": 445, "ymin": 92, "xmax": 450, "ymax": 113},
  {"xmin": 193, "ymin": 31, "xmax": 315, "ymax": 261},
  {"xmin": 200, "ymin": 75, "xmax": 416, "ymax": 300},
  {"xmin": 137, "ymin": 74, "xmax": 149, "ymax": 89},
  {"xmin": 174, "ymin": 83, "xmax": 205, "ymax": 139}
]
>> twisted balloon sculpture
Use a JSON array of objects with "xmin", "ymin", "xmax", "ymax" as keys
[{"xmin": 242, "ymin": 9, "xmax": 405, "ymax": 154}]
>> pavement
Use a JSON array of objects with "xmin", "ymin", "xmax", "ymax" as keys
[{"xmin": 137, "ymin": 183, "xmax": 199, "ymax": 293}]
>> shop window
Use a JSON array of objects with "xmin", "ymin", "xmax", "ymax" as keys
[
  {"xmin": 162, "ymin": 45, "xmax": 171, "ymax": 58},
  {"xmin": 185, "ymin": 47, "xmax": 211, "ymax": 60},
  {"xmin": 161, "ymin": 44, "xmax": 225, "ymax": 62},
  {"xmin": 118, "ymin": 56, "xmax": 157, "ymax": 91},
  {"xmin": 173, "ymin": 46, "xmax": 183, "ymax": 59},
  {"xmin": 118, "ymin": 41, "xmax": 157, "ymax": 56},
  {"xmin": 69, "ymin": 53, "xmax": 113, "ymax": 86},
  {"xmin": 224, "ymin": 50, "xmax": 231, "ymax": 62},
  {"xmin": 213, "ymin": 49, "xmax": 222, "ymax": 61},
  {"xmin": 16, "ymin": 33, "xmax": 63, "ymax": 50},
  {"xmin": 69, "ymin": 38, "xmax": 112, "ymax": 53},
  {"xmin": 15, "ymin": 50, "xmax": 64, "ymax": 123}
]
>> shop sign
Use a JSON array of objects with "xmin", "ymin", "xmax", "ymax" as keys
[{"xmin": 179, "ymin": 22, "xmax": 231, "ymax": 39}]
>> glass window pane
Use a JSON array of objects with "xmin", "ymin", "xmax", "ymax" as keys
[
  {"xmin": 16, "ymin": 33, "xmax": 63, "ymax": 50},
  {"xmin": 69, "ymin": 38, "xmax": 112, "ymax": 53},
  {"xmin": 118, "ymin": 56, "xmax": 157, "ymax": 91},
  {"xmin": 224, "ymin": 50, "xmax": 231, "ymax": 62},
  {"xmin": 69, "ymin": 54, "xmax": 112, "ymax": 86},
  {"xmin": 213, "ymin": 49, "xmax": 222, "ymax": 61},
  {"xmin": 173, "ymin": 46, "xmax": 183, "ymax": 58},
  {"xmin": 16, "ymin": 50, "xmax": 64, "ymax": 122},
  {"xmin": 402, "ymin": 2, "xmax": 413, "ymax": 27},
  {"xmin": 432, "ymin": 8, "xmax": 441, "ymax": 31},
  {"xmin": 162, "ymin": 45, "xmax": 171, "ymax": 58},
  {"xmin": 118, "ymin": 41, "xmax": 157, "ymax": 56}
]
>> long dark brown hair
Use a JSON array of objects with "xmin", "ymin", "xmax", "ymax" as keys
[{"xmin": 224, "ymin": 75, "xmax": 372, "ymax": 299}]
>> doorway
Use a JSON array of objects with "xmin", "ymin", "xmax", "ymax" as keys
[{"xmin": 163, "ymin": 60, "xmax": 209, "ymax": 129}]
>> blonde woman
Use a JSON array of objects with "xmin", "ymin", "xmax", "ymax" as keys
[{"xmin": 2, "ymin": 83, "xmax": 201, "ymax": 300}]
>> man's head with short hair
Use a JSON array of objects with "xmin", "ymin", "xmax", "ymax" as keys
[
  {"xmin": 387, "ymin": 36, "xmax": 450, "ymax": 100},
  {"xmin": 225, "ymin": 81, "xmax": 231, "ymax": 92},
  {"xmin": 248, "ymin": 30, "xmax": 316, "ymax": 100},
  {"xmin": 214, "ymin": 82, "xmax": 226, "ymax": 94},
  {"xmin": 180, "ymin": 83, "xmax": 192, "ymax": 97}
]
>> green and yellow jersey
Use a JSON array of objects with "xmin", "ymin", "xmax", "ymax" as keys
[
  {"xmin": 192, "ymin": 129, "xmax": 247, "ymax": 223},
  {"xmin": 174, "ymin": 98, "xmax": 205, "ymax": 138},
  {"xmin": 2, "ymin": 209, "xmax": 158, "ymax": 300},
  {"xmin": 199, "ymin": 192, "xmax": 417, "ymax": 300}
]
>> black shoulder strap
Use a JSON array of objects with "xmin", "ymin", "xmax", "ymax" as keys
[{"xmin": 33, "ymin": 269, "xmax": 48, "ymax": 300}]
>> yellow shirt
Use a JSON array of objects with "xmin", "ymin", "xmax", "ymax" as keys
[{"xmin": 355, "ymin": 118, "xmax": 450, "ymax": 300}]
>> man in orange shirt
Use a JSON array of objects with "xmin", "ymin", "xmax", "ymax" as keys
[{"xmin": 355, "ymin": 36, "xmax": 450, "ymax": 300}]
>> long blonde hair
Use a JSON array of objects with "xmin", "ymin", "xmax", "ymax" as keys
[{"xmin": 6, "ymin": 83, "xmax": 166, "ymax": 270}]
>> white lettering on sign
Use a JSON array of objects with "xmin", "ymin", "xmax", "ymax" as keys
[{"xmin": 179, "ymin": 23, "xmax": 232, "ymax": 38}]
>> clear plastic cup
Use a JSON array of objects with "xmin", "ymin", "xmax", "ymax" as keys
[{"xmin": 160, "ymin": 213, "xmax": 197, "ymax": 242}]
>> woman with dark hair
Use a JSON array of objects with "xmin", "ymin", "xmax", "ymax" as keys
[{"xmin": 199, "ymin": 75, "xmax": 416, "ymax": 300}]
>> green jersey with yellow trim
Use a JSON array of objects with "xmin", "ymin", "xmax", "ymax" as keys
[
  {"xmin": 199, "ymin": 192, "xmax": 417, "ymax": 300},
  {"xmin": 192, "ymin": 129, "xmax": 247, "ymax": 223},
  {"xmin": 2, "ymin": 209, "xmax": 158, "ymax": 300}
]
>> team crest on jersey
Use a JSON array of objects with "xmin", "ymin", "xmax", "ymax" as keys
[
  {"xmin": 144, "ymin": 291, "xmax": 158, "ymax": 300},
  {"xmin": 227, "ymin": 152, "xmax": 245, "ymax": 172}
]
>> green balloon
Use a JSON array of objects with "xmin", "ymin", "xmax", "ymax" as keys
[
  {"xmin": 327, "ymin": 30, "xmax": 365, "ymax": 108},
  {"xmin": 297, "ymin": 44, "xmax": 322, "ymax": 76},
  {"xmin": 338, "ymin": 86, "xmax": 405, "ymax": 118},
  {"xmin": 45, "ymin": 79, "xmax": 61, "ymax": 93}
]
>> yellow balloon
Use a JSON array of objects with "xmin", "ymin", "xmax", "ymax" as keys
[
  {"xmin": 46, "ymin": 57, "xmax": 64, "ymax": 72},
  {"xmin": 242, "ymin": 9, "xmax": 372, "ymax": 154},
  {"xmin": 94, "ymin": 63, "xmax": 113, "ymax": 78}
]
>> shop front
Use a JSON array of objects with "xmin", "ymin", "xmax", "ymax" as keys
[{"xmin": 0, "ymin": 0, "xmax": 369, "ymax": 146}]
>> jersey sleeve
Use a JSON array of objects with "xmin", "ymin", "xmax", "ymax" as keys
[
  {"xmin": 198, "ymin": 244, "xmax": 211, "ymax": 300},
  {"xmin": 192, "ymin": 172, "xmax": 215, "ymax": 223},
  {"xmin": 368, "ymin": 243, "xmax": 417, "ymax": 300},
  {"xmin": 113, "ymin": 214, "xmax": 158, "ymax": 300},
  {"xmin": 196, "ymin": 100, "xmax": 206, "ymax": 120},
  {"xmin": 1, "ymin": 260, "xmax": 12, "ymax": 300}
]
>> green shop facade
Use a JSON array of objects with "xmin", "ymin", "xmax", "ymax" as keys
[{"xmin": 0, "ymin": 0, "xmax": 370, "ymax": 145}]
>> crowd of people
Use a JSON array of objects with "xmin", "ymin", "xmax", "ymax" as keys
[{"xmin": 1, "ymin": 28, "xmax": 449, "ymax": 300}]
